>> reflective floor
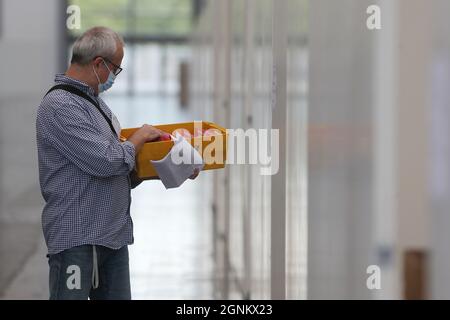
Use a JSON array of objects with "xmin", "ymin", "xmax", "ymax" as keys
[
  {"xmin": 130, "ymin": 176, "xmax": 213, "ymax": 299},
  {"xmin": 0, "ymin": 94, "xmax": 214, "ymax": 299}
]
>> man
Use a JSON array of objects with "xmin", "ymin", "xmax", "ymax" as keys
[{"xmin": 36, "ymin": 26, "xmax": 199, "ymax": 300}]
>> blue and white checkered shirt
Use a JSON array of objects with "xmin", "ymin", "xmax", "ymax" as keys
[{"xmin": 36, "ymin": 74, "xmax": 136, "ymax": 255}]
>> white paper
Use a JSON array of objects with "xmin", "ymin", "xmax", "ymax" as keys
[{"xmin": 151, "ymin": 133, "xmax": 204, "ymax": 189}]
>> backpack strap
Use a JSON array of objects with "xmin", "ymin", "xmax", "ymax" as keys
[{"xmin": 45, "ymin": 84, "xmax": 117, "ymax": 137}]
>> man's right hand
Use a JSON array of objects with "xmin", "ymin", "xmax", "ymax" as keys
[
  {"xmin": 138, "ymin": 124, "xmax": 162, "ymax": 142},
  {"xmin": 127, "ymin": 124, "xmax": 162, "ymax": 153}
]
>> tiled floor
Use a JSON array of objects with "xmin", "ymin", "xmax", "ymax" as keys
[{"xmin": 0, "ymin": 94, "xmax": 215, "ymax": 299}]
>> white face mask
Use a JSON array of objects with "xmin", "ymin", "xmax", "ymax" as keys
[{"xmin": 93, "ymin": 59, "xmax": 116, "ymax": 93}]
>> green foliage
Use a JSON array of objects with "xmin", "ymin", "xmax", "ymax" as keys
[{"xmin": 69, "ymin": 0, "xmax": 192, "ymax": 36}]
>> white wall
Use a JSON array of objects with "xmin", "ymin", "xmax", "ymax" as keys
[
  {"xmin": 429, "ymin": 0, "xmax": 450, "ymax": 300},
  {"xmin": 0, "ymin": 0, "xmax": 63, "ymax": 295},
  {"xmin": 0, "ymin": 0, "xmax": 63, "ymax": 220}
]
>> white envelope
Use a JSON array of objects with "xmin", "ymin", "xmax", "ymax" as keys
[{"xmin": 151, "ymin": 133, "xmax": 204, "ymax": 189}]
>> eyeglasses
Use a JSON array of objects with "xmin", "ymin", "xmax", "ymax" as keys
[{"xmin": 101, "ymin": 57, "xmax": 123, "ymax": 76}]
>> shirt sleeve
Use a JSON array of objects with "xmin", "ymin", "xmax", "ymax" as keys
[
  {"xmin": 46, "ymin": 104, "xmax": 136, "ymax": 178},
  {"xmin": 129, "ymin": 169, "xmax": 143, "ymax": 189}
]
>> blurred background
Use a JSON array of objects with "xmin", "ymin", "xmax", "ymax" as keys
[{"xmin": 0, "ymin": 0, "xmax": 450, "ymax": 300}]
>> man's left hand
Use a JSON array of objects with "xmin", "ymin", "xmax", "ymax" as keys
[{"xmin": 189, "ymin": 168, "xmax": 200, "ymax": 180}]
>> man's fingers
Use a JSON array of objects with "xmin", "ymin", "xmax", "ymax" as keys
[{"xmin": 189, "ymin": 168, "xmax": 200, "ymax": 179}]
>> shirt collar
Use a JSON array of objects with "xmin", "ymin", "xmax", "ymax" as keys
[{"xmin": 54, "ymin": 73, "xmax": 97, "ymax": 97}]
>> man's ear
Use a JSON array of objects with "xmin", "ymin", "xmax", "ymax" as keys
[{"xmin": 92, "ymin": 57, "xmax": 103, "ymax": 69}]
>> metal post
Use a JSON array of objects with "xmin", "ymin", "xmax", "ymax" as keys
[
  {"xmin": 126, "ymin": 0, "xmax": 137, "ymax": 96},
  {"xmin": 58, "ymin": 0, "xmax": 70, "ymax": 72},
  {"xmin": 242, "ymin": 0, "xmax": 255, "ymax": 300},
  {"xmin": 222, "ymin": 0, "xmax": 232, "ymax": 300},
  {"xmin": 271, "ymin": 0, "xmax": 287, "ymax": 300}
]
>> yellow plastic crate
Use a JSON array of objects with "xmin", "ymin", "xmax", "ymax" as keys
[{"xmin": 121, "ymin": 121, "xmax": 227, "ymax": 179}]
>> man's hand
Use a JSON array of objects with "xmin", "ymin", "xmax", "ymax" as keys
[
  {"xmin": 127, "ymin": 124, "xmax": 162, "ymax": 153},
  {"xmin": 189, "ymin": 168, "xmax": 201, "ymax": 180},
  {"xmin": 136, "ymin": 124, "xmax": 162, "ymax": 142}
]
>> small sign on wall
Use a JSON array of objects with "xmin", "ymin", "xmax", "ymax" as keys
[{"xmin": 179, "ymin": 61, "xmax": 189, "ymax": 108}]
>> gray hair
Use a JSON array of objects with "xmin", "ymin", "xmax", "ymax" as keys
[{"xmin": 71, "ymin": 26, "xmax": 124, "ymax": 65}]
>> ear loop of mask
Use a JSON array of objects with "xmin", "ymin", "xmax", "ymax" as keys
[
  {"xmin": 92, "ymin": 59, "xmax": 111, "ymax": 84},
  {"xmin": 92, "ymin": 64, "xmax": 101, "ymax": 85}
]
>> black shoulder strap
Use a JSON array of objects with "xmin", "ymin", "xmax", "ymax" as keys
[{"xmin": 45, "ymin": 84, "xmax": 117, "ymax": 137}]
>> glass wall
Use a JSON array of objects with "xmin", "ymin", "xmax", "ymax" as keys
[{"xmin": 190, "ymin": 0, "xmax": 309, "ymax": 299}]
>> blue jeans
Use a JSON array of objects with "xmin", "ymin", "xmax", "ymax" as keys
[{"xmin": 48, "ymin": 244, "xmax": 131, "ymax": 300}]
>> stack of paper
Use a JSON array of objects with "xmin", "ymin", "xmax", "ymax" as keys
[{"xmin": 151, "ymin": 134, "xmax": 204, "ymax": 189}]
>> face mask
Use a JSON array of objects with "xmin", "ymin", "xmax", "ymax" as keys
[{"xmin": 93, "ymin": 59, "xmax": 116, "ymax": 93}]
